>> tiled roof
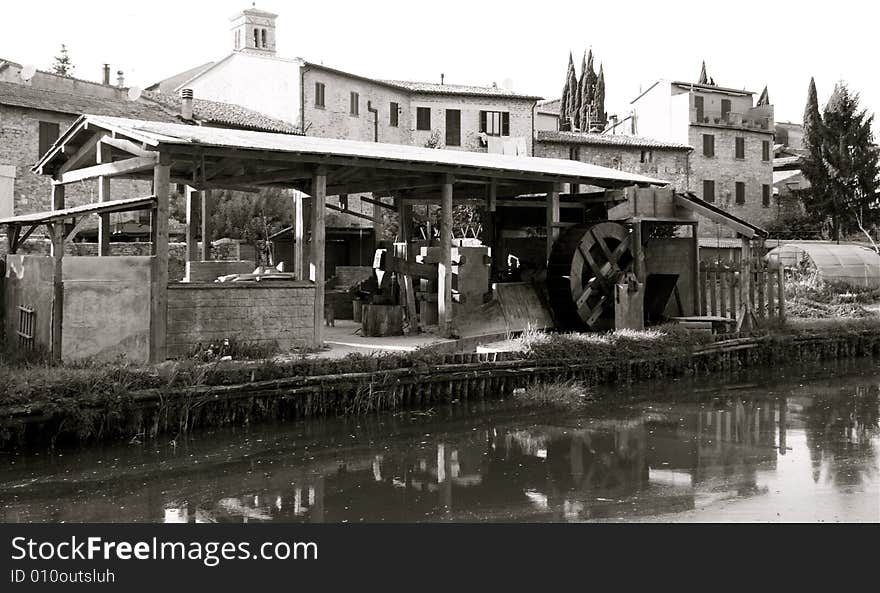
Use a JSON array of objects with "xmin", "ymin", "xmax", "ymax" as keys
[
  {"xmin": 142, "ymin": 91, "xmax": 300, "ymax": 134},
  {"xmin": 0, "ymin": 80, "xmax": 176, "ymax": 121},
  {"xmin": 537, "ymin": 130, "xmax": 692, "ymax": 150},
  {"xmin": 378, "ymin": 79, "xmax": 542, "ymax": 100},
  {"xmin": 536, "ymin": 98, "xmax": 561, "ymax": 114}
]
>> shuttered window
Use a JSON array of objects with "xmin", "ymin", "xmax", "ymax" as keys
[
  {"xmin": 479, "ymin": 111, "xmax": 510, "ymax": 136},
  {"xmin": 721, "ymin": 99, "xmax": 731, "ymax": 120},
  {"xmin": 38, "ymin": 121, "xmax": 60, "ymax": 157},
  {"xmin": 762, "ymin": 140, "xmax": 770, "ymax": 161},
  {"xmin": 350, "ymin": 92, "xmax": 359, "ymax": 116},
  {"xmin": 735, "ymin": 181, "xmax": 745, "ymax": 204},
  {"xmin": 735, "ymin": 137, "xmax": 745, "ymax": 159},
  {"xmin": 695, "ymin": 96, "xmax": 704, "ymax": 122},
  {"xmin": 702, "ymin": 134, "xmax": 714, "ymax": 157},
  {"xmin": 390, "ymin": 102, "xmax": 399, "ymax": 127},
  {"xmin": 762, "ymin": 184, "xmax": 771, "ymax": 207},
  {"xmin": 445, "ymin": 109, "xmax": 461, "ymax": 146},
  {"xmin": 314, "ymin": 82, "xmax": 325, "ymax": 108},
  {"xmin": 416, "ymin": 107, "xmax": 431, "ymax": 130},
  {"xmin": 703, "ymin": 179, "xmax": 715, "ymax": 203}
]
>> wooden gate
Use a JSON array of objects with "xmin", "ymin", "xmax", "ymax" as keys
[{"xmin": 700, "ymin": 260, "xmax": 785, "ymax": 323}]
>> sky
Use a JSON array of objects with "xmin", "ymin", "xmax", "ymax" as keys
[{"xmin": 2, "ymin": 0, "xmax": 877, "ymax": 131}]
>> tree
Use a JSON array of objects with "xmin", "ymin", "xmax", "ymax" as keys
[
  {"xmin": 757, "ymin": 85, "xmax": 770, "ymax": 107},
  {"xmin": 592, "ymin": 64, "xmax": 606, "ymax": 130},
  {"xmin": 559, "ymin": 52, "xmax": 577, "ymax": 131},
  {"xmin": 578, "ymin": 49, "xmax": 597, "ymax": 132},
  {"xmin": 801, "ymin": 79, "xmax": 880, "ymax": 248},
  {"xmin": 210, "ymin": 188, "xmax": 293, "ymax": 263},
  {"xmin": 51, "ymin": 44, "xmax": 74, "ymax": 77},
  {"xmin": 573, "ymin": 51, "xmax": 587, "ymax": 130},
  {"xmin": 698, "ymin": 60, "xmax": 708, "ymax": 85}
]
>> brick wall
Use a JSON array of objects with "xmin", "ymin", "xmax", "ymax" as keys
[
  {"xmin": 534, "ymin": 141, "xmax": 690, "ymax": 190},
  {"xmin": 688, "ymin": 125, "xmax": 776, "ymax": 236},
  {"xmin": 166, "ymin": 282, "xmax": 315, "ymax": 357},
  {"xmin": 0, "ymin": 105, "xmax": 154, "ymax": 216}
]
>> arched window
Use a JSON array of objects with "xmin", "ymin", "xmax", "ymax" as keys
[
  {"xmin": 253, "ymin": 28, "xmax": 259, "ymax": 47},
  {"xmin": 261, "ymin": 29, "xmax": 267, "ymax": 48}
]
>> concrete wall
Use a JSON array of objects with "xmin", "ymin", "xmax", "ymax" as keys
[
  {"xmin": 0, "ymin": 104, "xmax": 154, "ymax": 216},
  {"xmin": 3, "ymin": 255, "xmax": 53, "ymax": 352},
  {"xmin": 166, "ymin": 282, "xmax": 315, "ymax": 357},
  {"xmin": 61, "ymin": 256, "xmax": 151, "ymax": 362}
]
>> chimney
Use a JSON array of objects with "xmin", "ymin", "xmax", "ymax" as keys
[
  {"xmin": 116, "ymin": 70, "xmax": 124, "ymax": 88},
  {"xmin": 102, "ymin": 64, "xmax": 110, "ymax": 85},
  {"xmin": 180, "ymin": 88, "xmax": 194, "ymax": 121},
  {"xmin": 440, "ymin": 73, "xmax": 444, "ymax": 85}
]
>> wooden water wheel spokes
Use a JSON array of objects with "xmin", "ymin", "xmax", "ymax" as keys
[{"xmin": 547, "ymin": 221, "xmax": 635, "ymax": 330}]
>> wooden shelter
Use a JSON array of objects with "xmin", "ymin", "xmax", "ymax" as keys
[{"xmin": 10, "ymin": 114, "xmax": 669, "ymax": 362}]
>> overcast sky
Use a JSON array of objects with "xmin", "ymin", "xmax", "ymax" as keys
[{"xmin": 2, "ymin": 0, "xmax": 877, "ymax": 131}]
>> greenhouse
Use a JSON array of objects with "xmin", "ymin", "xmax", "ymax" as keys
[{"xmin": 767, "ymin": 242, "xmax": 880, "ymax": 289}]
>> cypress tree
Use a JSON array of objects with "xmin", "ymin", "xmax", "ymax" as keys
[
  {"xmin": 592, "ymin": 64, "xmax": 606, "ymax": 130},
  {"xmin": 565, "ymin": 54, "xmax": 579, "ymax": 129},
  {"xmin": 698, "ymin": 61, "xmax": 708, "ymax": 84},
  {"xmin": 51, "ymin": 44, "xmax": 74, "ymax": 77},
  {"xmin": 757, "ymin": 86, "xmax": 770, "ymax": 107},
  {"xmin": 579, "ymin": 50, "xmax": 597, "ymax": 132},
  {"xmin": 559, "ymin": 52, "xmax": 576, "ymax": 131},
  {"xmin": 573, "ymin": 51, "xmax": 587, "ymax": 130}
]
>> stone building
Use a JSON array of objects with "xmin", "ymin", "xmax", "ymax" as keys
[
  {"xmin": 534, "ymin": 131, "xmax": 692, "ymax": 191},
  {"xmin": 628, "ymin": 79, "xmax": 775, "ymax": 235}
]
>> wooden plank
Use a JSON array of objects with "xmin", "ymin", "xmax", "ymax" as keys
[
  {"xmin": 709, "ymin": 265, "xmax": 717, "ymax": 317},
  {"xmin": 632, "ymin": 219, "xmax": 645, "ymax": 281},
  {"xmin": 100, "ymin": 136, "xmax": 155, "ymax": 158},
  {"xmin": 360, "ymin": 195, "xmax": 397, "ymax": 211},
  {"xmin": 691, "ymin": 223, "xmax": 700, "ymax": 316},
  {"xmin": 56, "ymin": 155, "xmax": 157, "ymax": 185},
  {"xmin": 546, "ymin": 183, "xmax": 560, "ymax": 262},
  {"xmin": 97, "ymin": 143, "xmax": 112, "ymax": 256},
  {"xmin": 149, "ymin": 156, "xmax": 171, "ymax": 363},
  {"xmin": 738, "ymin": 236, "xmax": 753, "ymax": 332},
  {"xmin": 293, "ymin": 190, "xmax": 305, "ymax": 280},
  {"xmin": 777, "ymin": 265, "xmax": 785, "ymax": 319},
  {"xmin": 729, "ymin": 266, "xmax": 737, "ymax": 321},
  {"xmin": 185, "ymin": 186, "xmax": 198, "ymax": 262},
  {"xmin": 311, "ymin": 168, "xmax": 327, "ymax": 347},
  {"xmin": 699, "ymin": 261, "xmax": 708, "ymax": 316},
  {"xmin": 719, "ymin": 266, "xmax": 728, "ymax": 319},
  {"xmin": 439, "ymin": 175, "xmax": 454, "ymax": 337},
  {"xmin": 50, "ymin": 184, "xmax": 64, "ymax": 364},
  {"xmin": 325, "ymin": 202, "xmax": 373, "ymax": 221},
  {"xmin": 757, "ymin": 266, "xmax": 766, "ymax": 320},
  {"xmin": 397, "ymin": 200, "xmax": 418, "ymax": 335},
  {"xmin": 767, "ymin": 266, "xmax": 776, "ymax": 320},
  {"xmin": 64, "ymin": 214, "xmax": 93, "ymax": 243},
  {"xmin": 57, "ymin": 132, "xmax": 105, "ymax": 176},
  {"xmin": 673, "ymin": 194, "xmax": 756, "ymax": 239}
]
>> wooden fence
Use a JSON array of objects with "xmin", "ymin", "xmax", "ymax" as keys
[{"xmin": 699, "ymin": 260, "xmax": 785, "ymax": 322}]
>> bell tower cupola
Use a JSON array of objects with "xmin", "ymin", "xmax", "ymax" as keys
[{"xmin": 230, "ymin": 5, "xmax": 278, "ymax": 55}]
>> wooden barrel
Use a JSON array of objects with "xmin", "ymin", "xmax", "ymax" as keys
[{"xmin": 362, "ymin": 304, "xmax": 404, "ymax": 336}]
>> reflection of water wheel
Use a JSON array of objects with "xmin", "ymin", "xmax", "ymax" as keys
[{"xmin": 547, "ymin": 222, "xmax": 634, "ymax": 330}]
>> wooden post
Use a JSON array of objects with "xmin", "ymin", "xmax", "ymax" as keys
[
  {"xmin": 311, "ymin": 168, "xmax": 327, "ymax": 347},
  {"xmin": 486, "ymin": 179, "xmax": 498, "ymax": 281},
  {"xmin": 372, "ymin": 196, "xmax": 385, "ymax": 247},
  {"xmin": 439, "ymin": 175, "xmax": 454, "ymax": 337},
  {"xmin": 185, "ymin": 186, "xmax": 198, "ymax": 262},
  {"xmin": 50, "ymin": 183, "xmax": 64, "ymax": 363},
  {"xmin": 293, "ymin": 190, "xmax": 305, "ymax": 281},
  {"xmin": 737, "ymin": 235, "xmax": 753, "ymax": 332},
  {"xmin": 691, "ymin": 222, "xmax": 700, "ymax": 315},
  {"xmin": 546, "ymin": 182, "xmax": 560, "ymax": 261},
  {"xmin": 97, "ymin": 143, "xmax": 111, "ymax": 256},
  {"xmin": 200, "ymin": 189, "xmax": 212, "ymax": 260},
  {"xmin": 396, "ymin": 196, "xmax": 418, "ymax": 334},
  {"xmin": 631, "ymin": 218, "xmax": 646, "ymax": 281},
  {"xmin": 149, "ymin": 155, "xmax": 171, "ymax": 363}
]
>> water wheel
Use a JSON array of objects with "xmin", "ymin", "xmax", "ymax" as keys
[{"xmin": 546, "ymin": 222, "xmax": 635, "ymax": 330}]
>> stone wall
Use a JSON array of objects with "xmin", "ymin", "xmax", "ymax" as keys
[{"xmin": 166, "ymin": 282, "xmax": 315, "ymax": 357}]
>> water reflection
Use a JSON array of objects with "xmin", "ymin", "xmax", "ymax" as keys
[{"xmin": 1, "ymin": 364, "xmax": 879, "ymax": 523}]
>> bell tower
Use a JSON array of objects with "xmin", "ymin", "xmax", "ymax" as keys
[{"xmin": 230, "ymin": 5, "xmax": 278, "ymax": 55}]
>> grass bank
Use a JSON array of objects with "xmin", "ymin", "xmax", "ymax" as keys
[{"xmin": 2, "ymin": 318, "xmax": 880, "ymax": 449}]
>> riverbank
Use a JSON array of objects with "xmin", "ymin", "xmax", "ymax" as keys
[{"xmin": 2, "ymin": 318, "xmax": 880, "ymax": 448}]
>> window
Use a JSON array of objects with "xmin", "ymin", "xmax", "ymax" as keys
[
  {"xmin": 38, "ymin": 121, "xmax": 60, "ymax": 157},
  {"xmin": 640, "ymin": 150, "xmax": 653, "ymax": 163},
  {"xmin": 445, "ymin": 109, "xmax": 461, "ymax": 147},
  {"xmin": 735, "ymin": 181, "xmax": 745, "ymax": 204},
  {"xmin": 390, "ymin": 102, "xmax": 399, "ymax": 127},
  {"xmin": 762, "ymin": 140, "xmax": 770, "ymax": 161},
  {"xmin": 253, "ymin": 28, "xmax": 259, "ymax": 47},
  {"xmin": 721, "ymin": 99, "xmax": 731, "ymax": 120},
  {"xmin": 261, "ymin": 29, "xmax": 267, "ymax": 48},
  {"xmin": 703, "ymin": 179, "xmax": 715, "ymax": 203},
  {"xmin": 235, "ymin": 30, "xmax": 240, "ymax": 49},
  {"xmin": 702, "ymin": 134, "xmax": 715, "ymax": 157},
  {"xmin": 416, "ymin": 107, "xmax": 431, "ymax": 130},
  {"xmin": 479, "ymin": 111, "xmax": 510, "ymax": 136},
  {"xmin": 569, "ymin": 146, "xmax": 580, "ymax": 161},
  {"xmin": 735, "ymin": 137, "xmax": 745, "ymax": 159},
  {"xmin": 695, "ymin": 96, "xmax": 704, "ymax": 122},
  {"xmin": 762, "ymin": 184, "xmax": 771, "ymax": 208},
  {"xmin": 350, "ymin": 92, "xmax": 359, "ymax": 116},
  {"xmin": 314, "ymin": 82, "xmax": 325, "ymax": 108}
]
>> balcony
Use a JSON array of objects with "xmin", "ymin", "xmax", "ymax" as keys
[{"xmin": 690, "ymin": 106, "xmax": 774, "ymax": 132}]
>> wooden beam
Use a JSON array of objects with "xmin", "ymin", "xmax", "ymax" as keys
[
  {"xmin": 185, "ymin": 186, "xmax": 198, "ymax": 262},
  {"xmin": 439, "ymin": 175, "xmax": 454, "ymax": 337},
  {"xmin": 674, "ymin": 194, "xmax": 756, "ymax": 239},
  {"xmin": 546, "ymin": 183, "xmax": 561, "ymax": 261},
  {"xmin": 205, "ymin": 167, "xmax": 313, "ymax": 188},
  {"xmin": 293, "ymin": 190, "xmax": 305, "ymax": 281},
  {"xmin": 326, "ymin": 176, "xmax": 440, "ymax": 196},
  {"xmin": 50, "ymin": 184, "xmax": 65, "ymax": 363},
  {"xmin": 200, "ymin": 189, "xmax": 213, "ymax": 260},
  {"xmin": 100, "ymin": 136, "xmax": 154, "ymax": 158},
  {"xmin": 56, "ymin": 155, "xmax": 158, "ymax": 185},
  {"xmin": 360, "ymin": 195, "xmax": 397, "ymax": 211},
  {"xmin": 396, "ymin": 197, "xmax": 419, "ymax": 334},
  {"xmin": 488, "ymin": 179, "xmax": 497, "ymax": 212},
  {"xmin": 311, "ymin": 168, "xmax": 327, "ymax": 347},
  {"xmin": 7, "ymin": 224, "xmax": 21, "ymax": 254},
  {"xmin": 150, "ymin": 156, "xmax": 171, "ymax": 363},
  {"xmin": 97, "ymin": 143, "xmax": 112, "ymax": 256},
  {"xmin": 65, "ymin": 214, "xmax": 94, "ymax": 243},
  {"xmin": 691, "ymin": 222, "xmax": 700, "ymax": 315},
  {"xmin": 495, "ymin": 199, "xmax": 586, "ymax": 209},
  {"xmin": 57, "ymin": 132, "xmax": 105, "ymax": 176},
  {"xmin": 325, "ymin": 202, "xmax": 373, "ymax": 221}
]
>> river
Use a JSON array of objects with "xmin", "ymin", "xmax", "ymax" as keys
[{"xmin": 2, "ymin": 358, "xmax": 878, "ymax": 523}]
